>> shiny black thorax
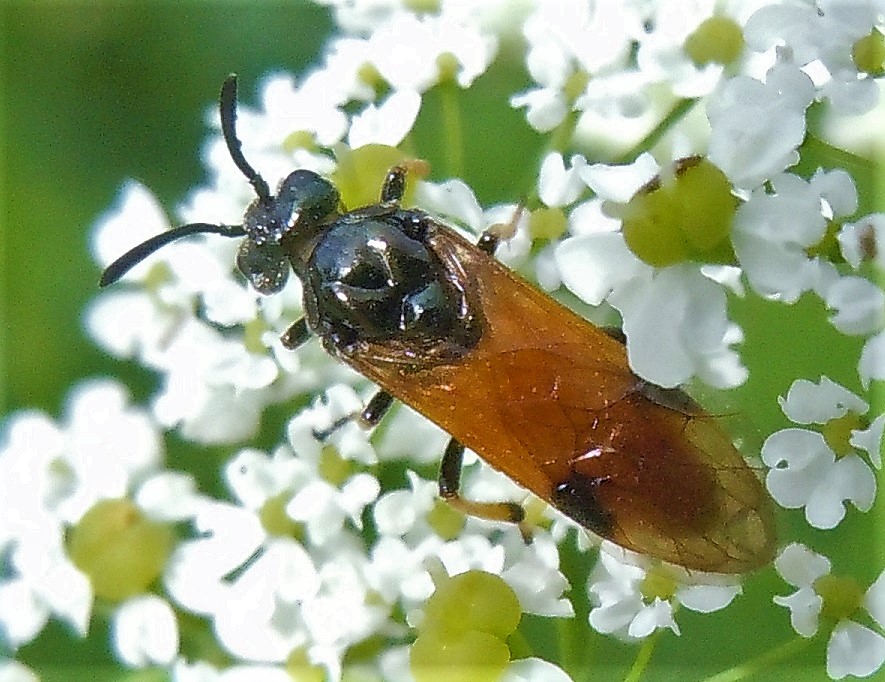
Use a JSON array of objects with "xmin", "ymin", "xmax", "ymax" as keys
[{"xmin": 288, "ymin": 204, "xmax": 481, "ymax": 362}]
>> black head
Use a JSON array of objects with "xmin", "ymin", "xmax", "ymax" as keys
[{"xmin": 99, "ymin": 75, "xmax": 339, "ymax": 295}]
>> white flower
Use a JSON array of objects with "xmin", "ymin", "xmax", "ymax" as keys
[
  {"xmin": 708, "ymin": 63, "xmax": 815, "ymax": 190},
  {"xmin": 732, "ymin": 170, "xmax": 858, "ymax": 302},
  {"xmin": 0, "ymin": 660, "xmax": 39, "ymax": 682},
  {"xmin": 839, "ymin": 214, "xmax": 885, "ymax": 271},
  {"xmin": 0, "ymin": 380, "xmax": 191, "ymax": 660},
  {"xmin": 538, "ymin": 152, "xmax": 589, "ymax": 208},
  {"xmin": 366, "ymin": 12, "xmax": 497, "ymax": 91},
  {"xmin": 763, "ymin": 377, "xmax": 879, "ymax": 529},
  {"xmin": 511, "ymin": 0, "xmax": 638, "ymax": 132},
  {"xmin": 635, "ymin": 0, "xmax": 770, "ymax": 98},
  {"xmin": 347, "ymin": 89, "xmax": 422, "ymax": 148},
  {"xmin": 587, "ymin": 549, "xmax": 740, "ymax": 640},
  {"xmin": 555, "ymin": 154, "xmax": 747, "ymax": 388},
  {"xmin": 744, "ymin": 0, "xmax": 882, "ymax": 115},
  {"xmin": 774, "ymin": 543, "xmax": 885, "ymax": 679}
]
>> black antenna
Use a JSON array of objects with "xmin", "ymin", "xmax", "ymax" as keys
[
  {"xmin": 99, "ymin": 223, "xmax": 246, "ymax": 287},
  {"xmin": 99, "ymin": 75, "xmax": 268, "ymax": 287},
  {"xmin": 220, "ymin": 74, "xmax": 271, "ymax": 201}
]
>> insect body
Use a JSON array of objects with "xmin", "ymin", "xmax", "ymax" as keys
[{"xmin": 101, "ymin": 76, "xmax": 776, "ymax": 574}]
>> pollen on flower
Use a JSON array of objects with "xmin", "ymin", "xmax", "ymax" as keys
[
  {"xmin": 822, "ymin": 412, "xmax": 865, "ymax": 457},
  {"xmin": 282, "ymin": 130, "xmax": 321, "ymax": 154},
  {"xmin": 614, "ymin": 157, "xmax": 737, "ymax": 267},
  {"xmin": 285, "ymin": 648, "xmax": 326, "ymax": 682},
  {"xmin": 529, "ymin": 207, "xmax": 568, "ymax": 241},
  {"xmin": 814, "ymin": 574, "xmax": 865, "ymax": 624},
  {"xmin": 639, "ymin": 567, "xmax": 678, "ymax": 603},
  {"xmin": 258, "ymin": 491, "xmax": 304, "ymax": 540},
  {"xmin": 425, "ymin": 498, "xmax": 466, "ymax": 540},
  {"xmin": 410, "ymin": 570, "xmax": 521, "ymax": 682},
  {"xmin": 852, "ymin": 29, "xmax": 885, "ymax": 76},
  {"xmin": 318, "ymin": 444, "xmax": 355, "ymax": 487},
  {"xmin": 684, "ymin": 16, "xmax": 745, "ymax": 67},
  {"xmin": 332, "ymin": 144, "xmax": 419, "ymax": 208},
  {"xmin": 68, "ymin": 498, "xmax": 173, "ymax": 602}
]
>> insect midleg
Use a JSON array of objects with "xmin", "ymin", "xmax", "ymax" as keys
[
  {"xmin": 311, "ymin": 388, "xmax": 395, "ymax": 440},
  {"xmin": 438, "ymin": 438, "xmax": 531, "ymax": 540},
  {"xmin": 280, "ymin": 318, "xmax": 311, "ymax": 350}
]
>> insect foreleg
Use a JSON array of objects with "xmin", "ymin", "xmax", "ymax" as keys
[{"xmin": 311, "ymin": 388, "xmax": 395, "ymax": 441}]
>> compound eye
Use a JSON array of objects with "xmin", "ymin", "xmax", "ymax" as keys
[
  {"xmin": 236, "ymin": 238, "xmax": 290, "ymax": 295},
  {"xmin": 277, "ymin": 170, "xmax": 340, "ymax": 225}
]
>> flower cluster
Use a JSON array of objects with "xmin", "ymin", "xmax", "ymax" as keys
[{"xmin": 2, "ymin": 0, "xmax": 883, "ymax": 680}]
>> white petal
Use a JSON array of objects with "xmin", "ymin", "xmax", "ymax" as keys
[
  {"xmin": 510, "ymin": 87, "xmax": 568, "ymax": 132},
  {"xmin": 859, "ymin": 331, "xmax": 885, "ymax": 389},
  {"xmin": 112, "ymin": 595, "xmax": 179, "ymax": 667},
  {"xmin": 538, "ymin": 152, "xmax": 588, "ymax": 207},
  {"xmin": 804, "ymin": 454, "xmax": 875, "ymax": 528},
  {"xmin": 865, "ymin": 569, "xmax": 885, "ymax": 630},
  {"xmin": 827, "ymin": 621, "xmax": 885, "ymax": 679},
  {"xmin": 778, "ymin": 376, "xmax": 868, "ymax": 424},
  {"xmin": 773, "ymin": 588, "xmax": 822, "ymax": 637},
  {"xmin": 589, "ymin": 595, "xmax": 643, "ymax": 634},
  {"xmin": 579, "ymin": 154, "xmax": 659, "ymax": 203},
  {"xmin": 502, "ymin": 658, "xmax": 573, "ymax": 682},
  {"xmin": 0, "ymin": 579, "xmax": 49, "ymax": 647},
  {"xmin": 347, "ymin": 90, "xmax": 422, "ymax": 148},
  {"xmin": 838, "ymin": 215, "xmax": 885, "ymax": 270},
  {"xmin": 762, "ymin": 429, "xmax": 833, "ymax": 510},
  {"xmin": 628, "ymin": 599, "xmax": 679, "ymax": 638},
  {"xmin": 774, "ymin": 543, "xmax": 832, "ymax": 587},
  {"xmin": 810, "ymin": 168, "xmax": 858, "ymax": 219},
  {"xmin": 677, "ymin": 584, "xmax": 741, "ymax": 613},
  {"xmin": 825, "ymin": 276, "xmax": 885, "ymax": 335},
  {"xmin": 136, "ymin": 471, "xmax": 201, "ymax": 522},
  {"xmin": 0, "ymin": 660, "xmax": 40, "ymax": 682},
  {"xmin": 851, "ymin": 414, "xmax": 884, "ymax": 469},
  {"xmin": 555, "ymin": 232, "xmax": 648, "ymax": 306}
]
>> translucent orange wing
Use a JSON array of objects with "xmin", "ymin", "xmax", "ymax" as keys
[{"xmin": 344, "ymin": 223, "xmax": 776, "ymax": 573}]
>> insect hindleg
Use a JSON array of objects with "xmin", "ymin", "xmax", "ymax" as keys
[{"xmin": 438, "ymin": 437, "xmax": 531, "ymax": 540}]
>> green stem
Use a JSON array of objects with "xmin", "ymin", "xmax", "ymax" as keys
[
  {"xmin": 801, "ymin": 133, "xmax": 877, "ymax": 175},
  {"xmin": 615, "ymin": 98, "xmax": 699, "ymax": 165},
  {"xmin": 700, "ymin": 635, "xmax": 814, "ymax": 682},
  {"xmin": 549, "ymin": 107, "xmax": 581, "ymax": 155},
  {"xmin": 623, "ymin": 628, "xmax": 665, "ymax": 682},
  {"xmin": 440, "ymin": 81, "xmax": 464, "ymax": 177}
]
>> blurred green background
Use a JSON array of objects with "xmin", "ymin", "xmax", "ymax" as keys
[
  {"xmin": 3, "ymin": 1, "xmax": 332, "ymax": 416},
  {"xmin": 1, "ymin": 2, "xmax": 881, "ymax": 681}
]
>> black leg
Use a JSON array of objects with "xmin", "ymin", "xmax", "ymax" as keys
[
  {"xmin": 311, "ymin": 388, "xmax": 394, "ymax": 440},
  {"xmin": 438, "ymin": 437, "xmax": 531, "ymax": 541},
  {"xmin": 358, "ymin": 390, "xmax": 394, "ymax": 428},
  {"xmin": 477, "ymin": 203, "xmax": 525, "ymax": 255},
  {"xmin": 381, "ymin": 166, "xmax": 407, "ymax": 203},
  {"xmin": 280, "ymin": 318, "xmax": 310, "ymax": 350}
]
